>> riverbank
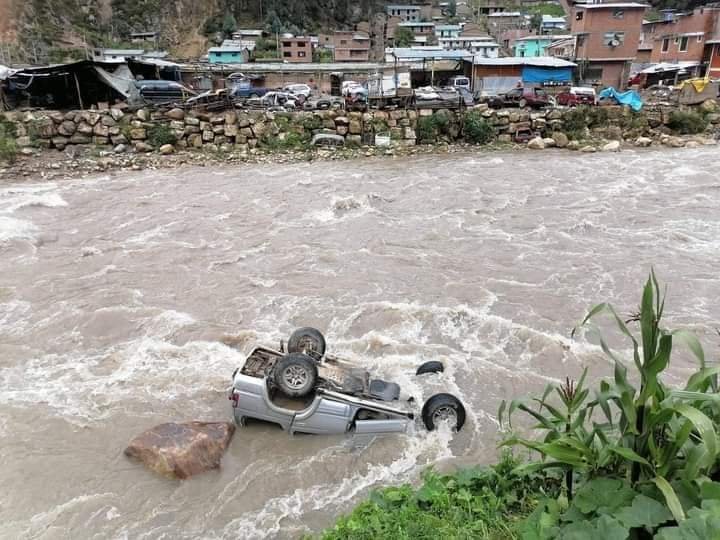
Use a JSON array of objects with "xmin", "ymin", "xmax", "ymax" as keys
[{"xmin": 1, "ymin": 100, "xmax": 718, "ymax": 182}]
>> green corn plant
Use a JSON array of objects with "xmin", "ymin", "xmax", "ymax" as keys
[{"xmin": 500, "ymin": 271, "xmax": 719, "ymax": 524}]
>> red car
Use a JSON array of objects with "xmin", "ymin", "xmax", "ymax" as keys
[
  {"xmin": 488, "ymin": 87, "xmax": 550, "ymax": 109},
  {"xmin": 556, "ymin": 87, "xmax": 598, "ymax": 107}
]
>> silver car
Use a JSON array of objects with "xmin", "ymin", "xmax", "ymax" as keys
[{"xmin": 228, "ymin": 328, "xmax": 466, "ymax": 436}]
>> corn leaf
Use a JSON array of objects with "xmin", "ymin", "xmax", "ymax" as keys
[{"xmin": 654, "ymin": 476, "xmax": 686, "ymax": 522}]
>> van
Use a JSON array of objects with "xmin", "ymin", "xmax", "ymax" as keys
[
  {"xmin": 448, "ymin": 76, "xmax": 471, "ymax": 90},
  {"xmin": 135, "ymin": 80, "xmax": 196, "ymax": 104}
]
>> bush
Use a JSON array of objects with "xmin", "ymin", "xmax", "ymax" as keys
[
  {"xmin": 147, "ymin": 124, "xmax": 177, "ymax": 147},
  {"xmin": 417, "ymin": 113, "xmax": 451, "ymax": 143},
  {"xmin": 463, "ymin": 111, "xmax": 495, "ymax": 144},
  {"xmin": 318, "ymin": 453, "xmax": 559, "ymax": 540},
  {"xmin": 668, "ymin": 110, "xmax": 708, "ymax": 134},
  {"xmin": 0, "ymin": 116, "xmax": 17, "ymax": 163},
  {"xmin": 561, "ymin": 108, "xmax": 588, "ymax": 140}
]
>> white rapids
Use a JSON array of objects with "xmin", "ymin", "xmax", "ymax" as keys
[{"xmin": 1, "ymin": 147, "xmax": 719, "ymax": 539}]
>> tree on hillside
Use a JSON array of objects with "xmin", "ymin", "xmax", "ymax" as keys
[
  {"xmin": 530, "ymin": 13, "xmax": 543, "ymax": 34},
  {"xmin": 394, "ymin": 26, "xmax": 415, "ymax": 47},
  {"xmin": 447, "ymin": 0, "xmax": 457, "ymax": 17},
  {"xmin": 222, "ymin": 12, "xmax": 238, "ymax": 38}
]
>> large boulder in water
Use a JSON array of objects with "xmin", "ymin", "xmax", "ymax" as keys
[{"xmin": 124, "ymin": 421, "xmax": 235, "ymax": 479}]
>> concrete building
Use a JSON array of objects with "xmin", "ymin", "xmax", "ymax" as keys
[
  {"xmin": 334, "ymin": 31, "xmax": 371, "ymax": 62},
  {"xmin": 207, "ymin": 41, "xmax": 249, "ymax": 64},
  {"xmin": 487, "ymin": 12, "xmax": 526, "ymax": 33},
  {"xmin": 438, "ymin": 36, "xmax": 500, "ymax": 56},
  {"xmin": 514, "ymin": 36, "xmax": 555, "ymax": 57},
  {"xmin": 385, "ymin": 4, "xmax": 423, "ymax": 22},
  {"xmin": 91, "ymin": 49, "xmax": 169, "ymax": 62},
  {"xmin": 397, "ymin": 21, "xmax": 437, "ymax": 37},
  {"xmin": 231, "ymin": 30, "xmax": 265, "ymax": 42},
  {"xmin": 280, "ymin": 37, "xmax": 313, "ymax": 63},
  {"xmin": 571, "ymin": 2, "xmax": 648, "ymax": 88},
  {"xmin": 435, "ymin": 24, "xmax": 463, "ymax": 39},
  {"xmin": 541, "ymin": 15, "xmax": 568, "ymax": 33}
]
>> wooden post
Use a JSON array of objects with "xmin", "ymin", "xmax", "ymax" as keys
[{"xmin": 73, "ymin": 72, "xmax": 85, "ymax": 110}]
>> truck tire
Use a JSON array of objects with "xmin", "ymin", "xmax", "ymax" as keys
[
  {"xmin": 422, "ymin": 393, "xmax": 466, "ymax": 431},
  {"xmin": 287, "ymin": 327, "xmax": 326, "ymax": 359},
  {"xmin": 416, "ymin": 361, "xmax": 444, "ymax": 375},
  {"xmin": 518, "ymin": 98, "xmax": 528, "ymax": 108},
  {"xmin": 273, "ymin": 353, "xmax": 318, "ymax": 398}
]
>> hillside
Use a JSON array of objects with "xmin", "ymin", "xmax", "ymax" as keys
[{"xmin": 0, "ymin": 0, "xmax": 385, "ymax": 63}]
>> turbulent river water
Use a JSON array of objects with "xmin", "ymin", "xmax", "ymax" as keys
[{"xmin": 1, "ymin": 148, "xmax": 719, "ymax": 539}]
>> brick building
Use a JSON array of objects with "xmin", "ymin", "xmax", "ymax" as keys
[
  {"xmin": 639, "ymin": 6, "xmax": 720, "ymax": 76},
  {"xmin": 334, "ymin": 31, "xmax": 371, "ymax": 62},
  {"xmin": 280, "ymin": 37, "xmax": 313, "ymax": 63},
  {"xmin": 571, "ymin": 2, "xmax": 648, "ymax": 88}
]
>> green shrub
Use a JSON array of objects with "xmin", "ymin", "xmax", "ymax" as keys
[
  {"xmin": 417, "ymin": 113, "xmax": 451, "ymax": 143},
  {"xmin": 0, "ymin": 117, "xmax": 17, "ymax": 163},
  {"xmin": 299, "ymin": 114, "xmax": 324, "ymax": 132},
  {"xmin": 463, "ymin": 111, "xmax": 495, "ymax": 144},
  {"xmin": 668, "ymin": 110, "xmax": 708, "ymax": 134},
  {"xmin": 147, "ymin": 124, "xmax": 177, "ymax": 147},
  {"xmin": 318, "ymin": 453, "xmax": 559, "ymax": 540},
  {"xmin": 260, "ymin": 131, "xmax": 310, "ymax": 151},
  {"xmin": 561, "ymin": 108, "xmax": 588, "ymax": 140}
]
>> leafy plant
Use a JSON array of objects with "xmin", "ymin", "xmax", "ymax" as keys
[
  {"xmin": 463, "ymin": 111, "xmax": 495, "ymax": 145},
  {"xmin": 417, "ymin": 113, "xmax": 451, "ymax": 143},
  {"xmin": 500, "ymin": 271, "xmax": 720, "ymax": 537},
  {"xmin": 317, "ymin": 453, "xmax": 560, "ymax": 540},
  {"xmin": 147, "ymin": 124, "xmax": 177, "ymax": 147},
  {"xmin": 667, "ymin": 110, "xmax": 708, "ymax": 134}
]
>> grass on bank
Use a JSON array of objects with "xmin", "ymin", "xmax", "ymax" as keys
[
  {"xmin": 318, "ymin": 272, "xmax": 720, "ymax": 539},
  {"xmin": 0, "ymin": 114, "xmax": 18, "ymax": 163}
]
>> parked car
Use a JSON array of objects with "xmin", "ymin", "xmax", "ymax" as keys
[
  {"xmin": 246, "ymin": 91, "xmax": 299, "ymax": 111},
  {"xmin": 231, "ymin": 80, "xmax": 271, "ymax": 99},
  {"xmin": 488, "ymin": 87, "xmax": 550, "ymax": 109},
  {"xmin": 283, "ymin": 83, "xmax": 313, "ymax": 99},
  {"xmin": 186, "ymin": 88, "xmax": 231, "ymax": 108},
  {"xmin": 229, "ymin": 328, "xmax": 466, "ymax": 435},
  {"xmin": 135, "ymin": 80, "xmax": 196, "ymax": 104},
  {"xmin": 556, "ymin": 87, "xmax": 598, "ymax": 107}
]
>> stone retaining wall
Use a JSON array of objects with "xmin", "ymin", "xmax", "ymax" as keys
[{"xmin": 2, "ymin": 99, "xmax": 719, "ymax": 155}]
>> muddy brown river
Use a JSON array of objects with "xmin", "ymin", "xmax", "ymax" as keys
[{"xmin": 1, "ymin": 148, "xmax": 719, "ymax": 539}]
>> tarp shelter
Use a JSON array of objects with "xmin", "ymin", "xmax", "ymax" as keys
[
  {"xmin": 598, "ymin": 87, "xmax": 643, "ymax": 111},
  {"xmin": 522, "ymin": 66, "xmax": 573, "ymax": 84},
  {"xmin": 5, "ymin": 61, "xmax": 128, "ymax": 109}
]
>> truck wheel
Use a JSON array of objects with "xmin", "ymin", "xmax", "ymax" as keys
[
  {"xmin": 422, "ymin": 393, "xmax": 465, "ymax": 431},
  {"xmin": 273, "ymin": 353, "xmax": 318, "ymax": 398},
  {"xmin": 287, "ymin": 327, "xmax": 326, "ymax": 359},
  {"xmin": 416, "ymin": 361, "xmax": 444, "ymax": 375},
  {"xmin": 518, "ymin": 98, "xmax": 528, "ymax": 108},
  {"xmin": 250, "ymin": 93, "xmax": 259, "ymax": 98}
]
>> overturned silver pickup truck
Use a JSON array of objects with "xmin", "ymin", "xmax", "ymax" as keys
[{"xmin": 229, "ymin": 328, "xmax": 466, "ymax": 436}]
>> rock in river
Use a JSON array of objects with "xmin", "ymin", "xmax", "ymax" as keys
[{"xmin": 124, "ymin": 421, "xmax": 235, "ymax": 479}]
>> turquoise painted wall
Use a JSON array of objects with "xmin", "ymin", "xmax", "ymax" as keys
[
  {"xmin": 209, "ymin": 50, "xmax": 244, "ymax": 64},
  {"xmin": 513, "ymin": 38, "xmax": 552, "ymax": 58}
]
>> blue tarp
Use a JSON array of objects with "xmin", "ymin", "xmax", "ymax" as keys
[
  {"xmin": 598, "ymin": 87, "xmax": 644, "ymax": 112},
  {"xmin": 521, "ymin": 66, "xmax": 573, "ymax": 83}
]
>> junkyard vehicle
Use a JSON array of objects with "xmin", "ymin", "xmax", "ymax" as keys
[
  {"xmin": 186, "ymin": 88, "xmax": 232, "ymax": 110},
  {"xmin": 488, "ymin": 87, "xmax": 550, "ymax": 109},
  {"xmin": 367, "ymin": 71, "xmax": 412, "ymax": 108},
  {"xmin": 229, "ymin": 328, "xmax": 466, "ymax": 435},
  {"xmin": 231, "ymin": 80, "xmax": 271, "ymax": 99},
  {"xmin": 246, "ymin": 91, "xmax": 299, "ymax": 111},
  {"xmin": 283, "ymin": 83, "xmax": 313, "ymax": 99},
  {"xmin": 303, "ymin": 95, "xmax": 345, "ymax": 111},
  {"xmin": 136, "ymin": 80, "xmax": 196, "ymax": 105},
  {"xmin": 556, "ymin": 87, "xmax": 597, "ymax": 107},
  {"xmin": 447, "ymin": 75, "xmax": 471, "ymax": 91}
]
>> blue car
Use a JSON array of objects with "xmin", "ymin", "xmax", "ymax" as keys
[{"xmin": 230, "ymin": 80, "xmax": 271, "ymax": 99}]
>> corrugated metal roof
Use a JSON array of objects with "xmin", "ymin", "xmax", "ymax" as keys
[
  {"xmin": 471, "ymin": 57, "xmax": 577, "ymax": 67},
  {"xmin": 388, "ymin": 48, "xmax": 474, "ymax": 59},
  {"xmin": 578, "ymin": 3, "xmax": 648, "ymax": 9}
]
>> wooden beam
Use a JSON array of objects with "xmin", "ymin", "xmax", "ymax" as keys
[{"xmin": 73, "ymin": 72, "xmax": 85, "ymax": 110}]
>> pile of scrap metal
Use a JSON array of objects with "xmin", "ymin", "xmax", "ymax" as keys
[{"xmin": 0, "ymin": 58, "xmax": 183, "ymax": 111}]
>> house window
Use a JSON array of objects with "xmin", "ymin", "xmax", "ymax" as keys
[
  {"xmin": 298, "ymin": 51, "xmax": 306, "ymax": 57},
  {"xmin": 679, "ymin": 36, "xmax": 689, "ymax": 51},
  {"xmin": 661, "ymin": 37, "xmax": 670, "ymax": 52},
  {"xmin": 297, "ymin": 41, "xmax": 306, "ymax": 47},
  {"xmin": 613, "ymin": 9, "xmax": 624, "ymax": 18},
  {"xmin": 576, "ymin": 34, "xmax": 586, "ymax": 47},
  {"xmin": 575, "ymin": 11, "xmax": 584, "ymax": 20},
  {"xmin": 604, "ymin": 32, "xmax": 624, "ymax": 46},
  {"xmin": 340, "ymin": 40, "xmax": 347, "ymax": 45},
  {"xmin": 283, "ymin": 51, "xmax": 291, "ymax": 57},
  {"xmin": 282, "ymin": 42, "xmax": 292, "ymax": 47},
  {"xmin": 698, "ymin": 35, "xmax": 703, "ymax": 42}
]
